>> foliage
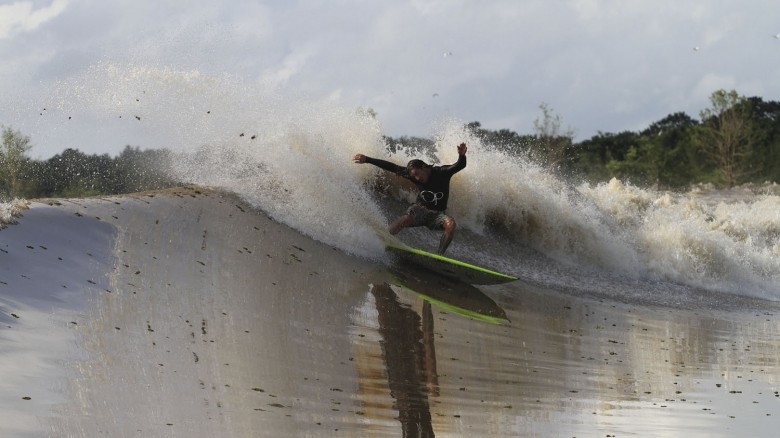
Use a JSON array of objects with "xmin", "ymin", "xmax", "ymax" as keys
[
  {"xmin": 602, "ymin": 112, "xmax": 700, "ymax": 187},
  {"xmin": 0, "ymin": 141, "xmax": 179, "ymax": 202},
  {"xmin": 743, "ymin": 96, "xmax": 780, "ymax": 183},
  {"xmin": 1, "ymin": 88, "xmax": 778, "ymax": 200},
  {"xmin": 0, "ymin": 126, "xmax": 33, "ymax": 199},
  {"xmin": 532, "ymin": 102, "xmax": 575, "ymax": 171},
  {"xmin": 694, "ymin": 90, "xmax": 755, "ymax": 187},
  {"xmin": 462, "ymin": 90, "xmax": 778, "ymax": 189}
]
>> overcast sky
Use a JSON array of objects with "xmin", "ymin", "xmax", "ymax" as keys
[{"xmin": 1, "ymin": 0, "xmax": 778, "ymax": 158}]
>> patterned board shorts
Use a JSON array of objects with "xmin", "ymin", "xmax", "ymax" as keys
[{"xmin": 406, "ymin": 204, "xmax": 450, "ymax": 230}]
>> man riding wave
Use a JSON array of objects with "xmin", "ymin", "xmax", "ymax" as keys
[{"xmin": 352, "ymin": 142, "xmax": 467, "ymax": 255}]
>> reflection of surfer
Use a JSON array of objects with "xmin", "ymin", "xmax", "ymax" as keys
[
  {"xmin": 370, "ymin": 283, "xmax": 437, "ymax": 436},
  {"xmin": 353, "ymin": 143, "xmax": 467, "ymax": 255}
]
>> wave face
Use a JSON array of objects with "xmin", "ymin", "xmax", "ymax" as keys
[{"xmin": 36, "ymin": 62, "xmax": 780, "ymax": 301}]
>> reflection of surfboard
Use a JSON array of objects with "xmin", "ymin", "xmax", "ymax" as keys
[
  {"xmin": 388, "ymin": 268, "xmax": 509, "ymax": 324},
  {"xmin": 382, "ymin": 235, "xmax": 517, "ymax": 285}
]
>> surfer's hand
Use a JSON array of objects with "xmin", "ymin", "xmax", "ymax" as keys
[
  {"xmin": 457, "ymin": 143, "xmax": 467, "ymax": 155},
  {"xmin": 352, "ymin": 153, "xmax": 367, "ymax": 163}
]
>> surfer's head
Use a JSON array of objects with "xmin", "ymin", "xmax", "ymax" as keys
[
  {"xmin": 406, "ymin": 159, "xmax": 429, "ymax": 170},
  {"xmin": 406, "ymin": 159, "xmax": 432, "ymax": 183}
]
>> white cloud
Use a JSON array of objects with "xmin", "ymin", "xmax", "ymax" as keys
[
  {"xmin": 259, "ymin": 47, "xmax": 314, "ymax": 89},
  {"xmin": 0, "ymin": 0, "xmax": 68, "ymax": 39},
  {"xmin": 1, "ymin": 0, "xmax": 779, "ymax": 156},
  {"xmin": 692, "ymin": 73, "xmax": 737, "ymax": 102}
]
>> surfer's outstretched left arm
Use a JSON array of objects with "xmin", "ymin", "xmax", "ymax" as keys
[{"xmin": 352, "ymin": 154, "xmax": 406, "ymax": 174}]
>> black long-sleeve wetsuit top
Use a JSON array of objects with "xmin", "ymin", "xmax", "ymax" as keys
[{"xmin": 365, "ymin": 154, "xmax": 466, "ymax": 211}]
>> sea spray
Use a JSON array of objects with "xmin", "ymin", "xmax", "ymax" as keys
[
  {"xmin": 32, "ymin": 62, "xmax": 392, "ymax": 256},
  {"xmin": 0, "ymin": 199, "xmax": 29, "ymax": 229},
  {"xmin": 172, "ymin": 103, "xmax": 392, "ymax": 257},
  {"xmin": 442, "ymin": 128, "xmax": 644, "ymax": 276}
]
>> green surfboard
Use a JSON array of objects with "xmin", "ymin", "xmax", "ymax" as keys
[{"xmin": 382, "ymin": 236, "xmax": 517, "ymax": 285}]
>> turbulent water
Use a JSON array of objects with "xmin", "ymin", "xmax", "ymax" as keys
[{"xmin": 17, "ymin": 62, "xmax": 780, "ymax": 305}]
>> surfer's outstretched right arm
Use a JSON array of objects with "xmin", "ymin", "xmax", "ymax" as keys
[{"xmin": 352, "ymin": 154, "xmax": 406, "ymax": 174}]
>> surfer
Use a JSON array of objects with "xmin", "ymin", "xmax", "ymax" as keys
[{"xmin": 352, "ymin": 142, "xmax": 467, "ymax": 254}]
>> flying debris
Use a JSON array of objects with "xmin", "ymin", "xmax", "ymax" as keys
[
  {"xmin": 443, "ymin": 51, "xmax": 453, "ymax": 58},
  {"xmin": 693, "ymin": 46, "xmax": 700, "ymax": 52}
]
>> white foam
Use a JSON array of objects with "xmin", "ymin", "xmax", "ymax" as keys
[
  {"xmin": 0, "ymin": 199, "xmax": 29, "ymax": 229},
  {"xmin": 581, "ymin": 180, "xmax": 780, "ymax": 298}
]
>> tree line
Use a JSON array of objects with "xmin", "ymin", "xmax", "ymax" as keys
[
  {"xmin": 389, "ymin": 89, "xmax": 780, "ymax": 189},
  {"xmin": 0, "ymin": 129, "xmax": 177, "ymax": 201},
  {"xmin": 1, "ymin": 88, "xmax": 778, "ymax": 202}
]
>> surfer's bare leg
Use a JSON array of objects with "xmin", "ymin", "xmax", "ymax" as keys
[
  {"xmin": 437, "ymin": 217, "xmax": 456, "ymax": 254},
  {"xmin": 389, "ymin": 214, "xmax": 416, "ymax": 235}
]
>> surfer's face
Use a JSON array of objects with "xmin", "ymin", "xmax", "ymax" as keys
[{"xmin": 409, "ymin": 167, "xmax": 430, "ymax": 183}]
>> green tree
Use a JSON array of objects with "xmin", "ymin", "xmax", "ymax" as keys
[
  {"xmin": 745, "ymin": 97, "xmax": 780, "ymax": 183},
  {"xmin": 641, "ymin": 112, "xmax": 700, "ymax": 188},
  {"xmin": 465, "ymin": 121, "xmax": 533, "ymax": 156},
  {"xmin": 572, "ymin": 131, "xmax": 640, "ymax": 182},
  {"xmin": 605, "ymin": 139, "xmax": 659, "ymax": 186},
  {"xmin": 114, "ymin": 146, "xmax": 174, "ymax": 193},
  {"xmin": 0, "ymin": 126, "xmax": 33, "ymax": 199},
  {"xmin": 695, "ymin": 89, "xmax": 755, "ymax": 187},
  {"xmin": 41, "ymin": 148, "xmax": 95, "ymax": 197},
  {"xmin": 532, "ymin": 102, "xmax": 575, "ymax": 171}
]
